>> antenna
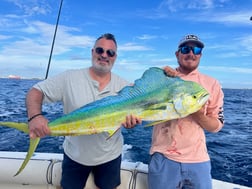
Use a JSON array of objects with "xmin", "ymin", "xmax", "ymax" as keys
[{"xmin": 45, "ymin": 0, "xmax": 63, "ymax": 79}]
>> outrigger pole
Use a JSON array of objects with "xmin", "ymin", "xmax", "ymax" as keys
[{"xmin": 45, "ymin": 0, "xmax": 63, "ymax": 79}]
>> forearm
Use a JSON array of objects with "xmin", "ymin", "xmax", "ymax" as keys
[
  {"xmin": 26, "ymin": 88, "xmax": 44, "ymax": 118},
  {"xmin": 26, "ymin": 88, "xmax": 51, "ymax": 138}
]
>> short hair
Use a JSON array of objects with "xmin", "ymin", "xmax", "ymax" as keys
[{"xmin": 95, "ymin": 33, "xmax": 117, "ymax": 47}]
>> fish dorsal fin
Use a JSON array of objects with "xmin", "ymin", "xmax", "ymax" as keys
[{"xmin": 119, "ymin": 67, "xmax": 175, "ymax": 97}]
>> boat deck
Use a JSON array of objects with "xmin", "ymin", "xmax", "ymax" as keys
[{"xmin": 0, "ymin": 151, "xmax": 250, "ymax": 189}]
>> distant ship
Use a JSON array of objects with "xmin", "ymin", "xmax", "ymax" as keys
[{"xmin": 8, "ymin": 75, "xmax": 21, "ymax": 79}]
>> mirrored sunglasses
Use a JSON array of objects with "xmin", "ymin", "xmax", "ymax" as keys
[
  {"xmin": 95, "ymin": 47, "xmax": 116, "ymax": 57},
  {"xmin": 179, "ymin": 46, "xmax": 202, "ymax": 55}
]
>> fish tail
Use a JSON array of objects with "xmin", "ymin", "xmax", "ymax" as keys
[
  {"xmin": 14, "ymin": 137, "xmax": 40, "ymax": 176},
  {"xmin": 0, "ymin": 122, "xmax": 29, "ymax": 133}
]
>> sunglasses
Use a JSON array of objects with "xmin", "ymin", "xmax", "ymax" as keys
[
  {"xmin": 95, "ymin": 47, "xmax": 116, "ymax": 57},
  {"xmin": 179, "ymin": 46, "xmax": 202, "ymax": 55}
]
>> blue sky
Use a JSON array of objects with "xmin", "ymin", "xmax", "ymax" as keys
[{"xmin": 0, "ymin": 0, "xmax": 251, "ymax": 89}]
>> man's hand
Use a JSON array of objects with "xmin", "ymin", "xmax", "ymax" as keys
[
  {"xmin": 163, "ymin": 66, "xmax": 179, "ymax": 77},
  {"xmin": 122, "ymin": 114, "xmax": 142, "ymax": 129},
  {"xmin": 191, "ymin": 105, "xmax": 206, "ymax": 118},
  {"xmin": 190, "ymin": 105, "xmax": 221, "ymax": 132},
  {"xmin": 28, "ymin": 116, "xmax": 51, "ymax": 138}
]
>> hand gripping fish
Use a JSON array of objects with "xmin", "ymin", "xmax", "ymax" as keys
[{"xmin": 0, "ymin": 67, "xmax": 209, "ymax": 176}]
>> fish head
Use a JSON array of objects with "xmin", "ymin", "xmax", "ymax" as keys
[{"xmin": 172, "ymin": 81, "xmax": 209, "ymax": 117}]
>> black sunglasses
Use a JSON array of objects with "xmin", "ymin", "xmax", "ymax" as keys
[
  {"xmin": 95, "ymin": 47, "xmax": 116, "ymax": 57},
  {"xmin": 179, "ymin": 46, "xmax": 202, "ymax": 55}
]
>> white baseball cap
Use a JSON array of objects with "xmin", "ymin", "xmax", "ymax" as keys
[{"xmin": 178, "ymin": 34, "xmax": 204, "ymax": 48}]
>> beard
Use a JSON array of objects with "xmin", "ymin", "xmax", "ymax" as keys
[
  {"xmin": 179, "ymin": 63, "xmax": 197, "ymax": 73},
  {"xmin": 178, "ymin": 56, "xmax": 199, "ymax": 73},
  {"xmin": 92, "ymin": 60, "xmax": 113, "ymax": 73}
]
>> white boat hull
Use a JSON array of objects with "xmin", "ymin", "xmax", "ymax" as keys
[{"xmin": 0, "ymin": 151, "xmax": 250, "ymax": 189}]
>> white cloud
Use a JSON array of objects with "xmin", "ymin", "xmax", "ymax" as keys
[
  {"xmin": 6, "ymin": 0, "xmax": 52, "ymax": 16},
  {"xmin": 201, "ymin": 66, "xmax": 252, "ymax": 74},
  {"xmin": 195, "ymin": 11, "xmax": 252, "ymax": 25},
  {"xmin": 119, "ymin": 43, "xmax": 152, "ymax": 51},
  {"xmin": 137, "ymin": 34, "xmax": 157, "ymax": 40},
  {"xmin": 158, "ymin": 0, "xmax": 215, "ymax": 12},
  {"xmin": 1, "ymin": 20, "xmax": 95, "ymax": 56},
  {"xmin": 0, "ymin": 34, "xmax": 12, "ymax": 40}
]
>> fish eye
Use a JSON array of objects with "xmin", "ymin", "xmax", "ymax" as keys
[{"xmin": 193, "ymin": 95, "xmax": 197, "ymax": 99}]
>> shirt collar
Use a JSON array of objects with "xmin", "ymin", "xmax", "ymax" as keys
[{"xmin": 176, "ymin": 68, "xmax": 199, "ymax": 77}]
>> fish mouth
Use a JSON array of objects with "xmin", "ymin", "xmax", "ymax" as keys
[{"xmin": 198, "ymin": 93, "xmax": 210, "ymax": 104}]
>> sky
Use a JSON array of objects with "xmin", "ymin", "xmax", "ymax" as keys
[{"xmin": 0, "ymin": 0, "xmax": 252, "ymax": 89}]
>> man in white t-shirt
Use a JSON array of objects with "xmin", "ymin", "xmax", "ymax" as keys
[{"xmin": 26, "ymin": 33, "xmax": 140, "ymax": 189}]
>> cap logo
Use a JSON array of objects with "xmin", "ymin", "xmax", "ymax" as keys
[{"xmin": 186, "ymin": 34, "xmax": 198, "ymax": 40}]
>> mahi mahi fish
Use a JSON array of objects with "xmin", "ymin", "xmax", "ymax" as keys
[{"xmin": 0, "ymin": 67, "xmax": 209, "ymax": 176}]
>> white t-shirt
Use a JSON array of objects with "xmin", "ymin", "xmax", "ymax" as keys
[{"xmin": 34, "ymin": 68, "xmax": 129, "ymax": 165}]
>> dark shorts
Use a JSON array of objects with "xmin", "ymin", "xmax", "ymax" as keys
[{"xmin": 60, "ymin": 153, "xmax": 121, "ymax": 189}]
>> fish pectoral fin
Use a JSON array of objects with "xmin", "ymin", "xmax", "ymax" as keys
[
  {"xmin": 142, "ymin": 120, "xmax": 167, "ymax": 127},
  {"xmin": 106, "ymin": 126, "xmax": 121, "ymax": 140},
  {"xmin": 14, "ymin": 137, "xmax": 40, "ymax": 176}
]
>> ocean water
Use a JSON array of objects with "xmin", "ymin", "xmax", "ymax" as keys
[{"xmin": 0, "ymin": 78, "xmax": 251, "ymax": 187}]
